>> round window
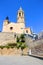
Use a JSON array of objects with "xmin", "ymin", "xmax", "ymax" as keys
[{"xmin": 10, "ymin": 27, "xmax": 13, "ymax": 30}]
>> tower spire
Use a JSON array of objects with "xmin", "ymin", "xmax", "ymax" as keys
[{"xmin": 20, "ymin": 7, "xmax": 22, "ymax": 10}]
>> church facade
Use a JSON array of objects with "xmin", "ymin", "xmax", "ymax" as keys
[{"xmin": 2, "ymin": 7, "xmax": 32, "ymax": 34}]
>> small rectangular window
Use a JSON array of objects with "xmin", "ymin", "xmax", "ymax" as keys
[{"xmin": 26, "ymin": 30, "xmax": 28, "ymax": 33}]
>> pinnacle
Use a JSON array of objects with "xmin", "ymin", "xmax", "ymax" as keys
[{"xmin": 20, "ymin": 7, "xmax": 22, "ymax": 10}]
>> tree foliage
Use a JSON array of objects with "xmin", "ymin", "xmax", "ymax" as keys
[{"xmin": 16, "ymin": 34, "xmax": 27, "ymax": 50}]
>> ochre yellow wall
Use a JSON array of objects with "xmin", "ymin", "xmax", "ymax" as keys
[
  {"xmin": 24, "ymin": 28, "xmax": 32, "ymax": 34},
  {"xmin": 2, "ymin": 22, "xmax": 25, "ymax": 34}
]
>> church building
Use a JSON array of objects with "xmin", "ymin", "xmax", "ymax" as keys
[{"xmin": 2, "ymin": 7, "xmax": 32, "ymax": 34}]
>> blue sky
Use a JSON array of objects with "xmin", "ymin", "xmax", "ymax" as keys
[{"xmin": 0, "ymin": 0, "xmax": 43, "ymax": 34}]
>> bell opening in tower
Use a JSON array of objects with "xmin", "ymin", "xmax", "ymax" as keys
[{"xmin": 19, "ymin": 13, "xmax": 21, "ymax": 16}]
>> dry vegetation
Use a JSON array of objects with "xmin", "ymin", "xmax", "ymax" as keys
[{"xmin": 31, "ymin": 43, "xmax": 43, "ymax": 56}]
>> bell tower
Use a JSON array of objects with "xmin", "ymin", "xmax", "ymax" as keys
[
  {"xmin": 2, "ymin": 16, "xmax": 9, "ymax": 32},
  {"xmin": 17, "ymin": 7, "xmax": 25, "ymax": 23}
]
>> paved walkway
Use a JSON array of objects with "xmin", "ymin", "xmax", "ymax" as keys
[{"xmin": 0, "ymin": 56, "xmax": 43, "ymax": 65}]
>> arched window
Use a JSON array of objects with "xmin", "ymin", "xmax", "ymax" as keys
[
  {"xmin": 26, "ymin": 30, "xmax": 28, "ymax": 33},
  {"xmin": 19, "ymin": 13, "xmax": 21, "ymax": 16}
]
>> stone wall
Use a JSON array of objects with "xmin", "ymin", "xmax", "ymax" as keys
[
  {"xmin": 0, "ymin": 32, "xmax": 16, "ymax": 45},
  {"xmin": 0, "ymin": 48, "xmax": 28, "ymax": 56}
]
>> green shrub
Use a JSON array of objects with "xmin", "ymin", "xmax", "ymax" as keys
[
  {"xmin": 0, "ymin": 46, "xmax": 4, "ymax": 49},
  {"xmin": 17, "ymin": 36, "xmax": 20, "ymax": 42},
  {"xmin": 20, "ymin": 34, "xmax": 25, "ymax": 43},
  {"xmin": 11, "ymin": 46, "xmax": 14, "ymax": 48},
  {"xmin": 7, "ymin": 43, "xmax": 17, "ymax": 46},
  {"xmin": 4, "ymin": 45, "xmax": 10, "ymax": 49}
]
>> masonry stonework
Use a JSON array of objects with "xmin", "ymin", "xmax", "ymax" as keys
[{"xmin": 0, "ymin": 32, "xmax": 16, "ymax": 45}]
